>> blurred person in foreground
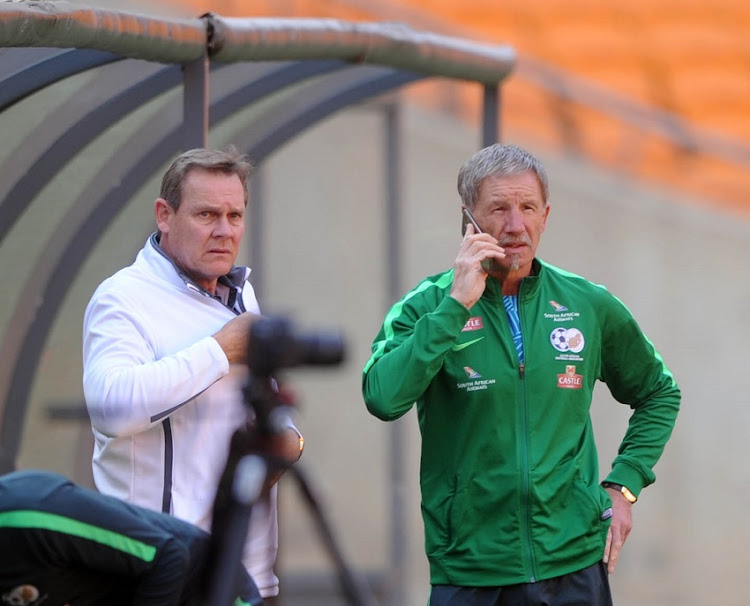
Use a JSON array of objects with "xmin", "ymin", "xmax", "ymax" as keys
[
  {"xmin": 362, "ymin": 143, "xmax": 680, "ymax": 605},
  {"xmin": 0, "ymin": 469, "xmax": 262, "ymax": 606},
  {"xmin": 82, "ymin": 147, "xmax": 303, "ymax": 603}
]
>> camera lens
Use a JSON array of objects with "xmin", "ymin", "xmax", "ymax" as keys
[{"xmin": 248, "ymin": 316, "xmax": 345, "ymax": 376}]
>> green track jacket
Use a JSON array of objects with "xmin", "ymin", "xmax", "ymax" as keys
[{"xmin": 362, "ymin": 259, "xmax": 680, "ymax": 586}]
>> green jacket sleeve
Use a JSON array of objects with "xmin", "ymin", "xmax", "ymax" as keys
[
  {"xmin": 600, "ymin": 298, "xmax": 681, "ymax": 497},
  {"xmin": 362, "ymin": 292, "xmax": 470, "ymax": 421}
]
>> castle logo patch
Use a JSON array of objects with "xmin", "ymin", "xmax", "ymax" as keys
[
  {"xmin": 557, "ymin": 365, "xmax": 583, "ymax": 389},
  {"xmin": 462, "ymin": 316, "xmax": 484, "ymax": 332}
]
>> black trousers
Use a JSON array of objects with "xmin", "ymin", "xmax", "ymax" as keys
[{"xmin": 428, "ymin": 562, "xmax": 613, "ymax": 606}]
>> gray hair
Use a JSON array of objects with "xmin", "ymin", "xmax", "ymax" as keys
[
  {"xmin": 159, "ymin": 146, "xmax": 253, "ymax": 210},
  {"xmin": 457, "ymin": 143, "xmax": 549, "ymax": 209}
]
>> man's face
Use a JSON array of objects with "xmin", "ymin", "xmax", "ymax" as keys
[
  {"xmin": 472, "ymin": 171, "xmax": 549, "ymax": 276},
  {"xmin": 156, "ymin": 168, "xmax": 246, "ymax": 293}
]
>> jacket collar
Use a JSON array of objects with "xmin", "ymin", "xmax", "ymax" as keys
[
  {"xmin": 148, "ymin": 232, "xmax": 250, "ymax": 310},
  {"xmin": 482, "ymin": 258, "xmax": 544, "ymax": 301},
  {"xmin": 519, "ymin": 258, "xmax": 544, "ymax": 300}
]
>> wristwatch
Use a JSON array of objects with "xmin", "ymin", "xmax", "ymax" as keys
[{"xmin": 601, "ymin": 481, "xmax": 637, "ymax": 504}]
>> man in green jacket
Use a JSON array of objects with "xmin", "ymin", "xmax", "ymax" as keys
[{"xmin": 362, "ymin": 143, "xmax": 680, "ymax": 605}]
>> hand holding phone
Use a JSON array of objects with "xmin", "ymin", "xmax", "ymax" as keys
[{"xmin": 461, "ymin": 206, "xmax": 494, "ymax": 272}]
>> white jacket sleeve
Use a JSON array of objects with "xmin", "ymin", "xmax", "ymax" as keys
[{"xmin": 83, "ymin": 289, "xmax": 230, "ymax": 438}]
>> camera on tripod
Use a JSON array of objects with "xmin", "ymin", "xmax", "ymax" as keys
[
  {"xmin": 208, "ymin": 316, "xmax": 375, "ymax": 606},
  {"xmin": 207, "ymin": 315, "xmax": 348, "ymax": 606}
]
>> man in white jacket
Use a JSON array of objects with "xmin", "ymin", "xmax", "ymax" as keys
[{"xmin": 83, "ymin": 147, "xmax": 302, "ymax": 602}]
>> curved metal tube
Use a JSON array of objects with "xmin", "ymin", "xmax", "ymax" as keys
[
  {"xmin": 209, "ymin": 15, "xmax": 515, "ymax": 84},
  {"xmin": 0, "ymin": 0, "xmax": 207, "ymax": 62},
  {"xmin": 0, "ymin": 2, "xmax": 515, "ymax": 84}
]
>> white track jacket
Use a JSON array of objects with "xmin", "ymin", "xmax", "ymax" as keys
[{"xmin": 83, "ymin": 233, "xmax": 280, "ymax": 597}]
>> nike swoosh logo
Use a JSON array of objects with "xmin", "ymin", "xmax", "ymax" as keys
[{"xmin": 451, "ymin": 336, "xmax": 485, "ymax": 351}]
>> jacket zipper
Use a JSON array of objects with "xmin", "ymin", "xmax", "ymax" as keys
[{"xmin": 517, "ymin": 286, "xmax": 537, "ymax": 583}]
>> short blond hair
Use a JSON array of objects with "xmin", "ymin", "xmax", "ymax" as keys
[{"xmin": 160, "ymin": 146, "xmax": 253, "ymax": 210}]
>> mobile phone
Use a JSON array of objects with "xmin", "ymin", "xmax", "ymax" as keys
[
  {"xmin": 461, "ymin": 206, "xmax": 494, "ymax": 272},
  {"xmin": 461, "ymin": 205, "xmax": 483, "ymax": 236}
]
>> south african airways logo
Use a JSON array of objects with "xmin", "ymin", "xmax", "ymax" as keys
[
  {"xmin": 550, "ymin": 300, "xmax": 568, "ymax": 312},
  {"xmin": 463, "ymin": 366, "xmax": 481, "ymax": 378},
  {"xmin": 456, "ymin": 366, "xmax": 496, "ymax": 391}
]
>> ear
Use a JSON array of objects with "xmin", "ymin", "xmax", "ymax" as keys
[
  {"xmin": 155, "ymin": 198, "xmax": 171, "ymax": 233},
  {"xmin": 540, "ymin": 203, "xmax": 551, "ymax": 233}
]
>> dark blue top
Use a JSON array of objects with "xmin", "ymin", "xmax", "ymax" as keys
[{"xmin": 0, "ymin": 470, "xmax": 261, "ymax": 606}]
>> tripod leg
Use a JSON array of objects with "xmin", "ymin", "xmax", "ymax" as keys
[
  {"xmin": 207, "ymin": 455, "xmax": 268, "ymax": 606},
  {"xmin": 289, "ymin": 465, "xmax": 379, "ymax": 606}
]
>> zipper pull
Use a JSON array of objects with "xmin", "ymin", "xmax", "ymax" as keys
[{"xmin": 519, "ymin": 363, "xmax": 525, "ymax": 379}]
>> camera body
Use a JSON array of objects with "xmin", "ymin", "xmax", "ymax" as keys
[{"xmin": 248, "ymin": 315, "xmax": 345, "ymax": 378}]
